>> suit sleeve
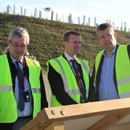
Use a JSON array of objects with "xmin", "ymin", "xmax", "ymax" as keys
[
  {"xmin": 48, "ymin": 63, "xmax": 77, "ymax": 105},
  {"xmin": 40, "ymin": 70, "xmax": 48, "ymax": 109},
  {"xmin": 127, "ymin": 44, "xmax": 130, "ymax": 59},
  {"xmin": 88, "ymin": 64, "xmax": 97, "ymax": 102}
]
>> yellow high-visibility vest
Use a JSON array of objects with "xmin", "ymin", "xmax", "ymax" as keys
[
  {"xmin": 94, "ymin": 45, "xmax": 130, "ymax": 98},
  {"xmin": 47, "ymin": 56, "xmax": 90, "ymax": 107},
  {"xmin": 0, "ymin": 55, "xmax": 41, "ymax": 123}
]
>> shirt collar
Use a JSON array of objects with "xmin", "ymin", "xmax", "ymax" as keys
[
  {"xmin": 64, "ymin": 51, "xmax": 76, "ymax": 61},
  {"xmin": 103, "ymin": 44, "xmax": 118, "ymax": 57},
  {"xmin": 10, "ymin": 54, "xmax": 24, "ymax": 64}
]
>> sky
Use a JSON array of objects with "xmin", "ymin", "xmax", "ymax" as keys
[{"xmin": 1, "ymin": 0, "xmax": 130, "ymax": 31}]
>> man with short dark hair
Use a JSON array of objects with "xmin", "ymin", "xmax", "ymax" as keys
[
  {"xmin": 91, "ymin": 23, "xmax": 130, "ymax": 101},
  {"xmin": 47, "ymin": 30, "xmax": 92, "ymax": 107}
]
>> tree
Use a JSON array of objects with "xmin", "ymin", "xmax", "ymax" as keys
[
  {"xmin": 41, "ymin": 7, "xmax": 51, "ymax": 19},
  {"xmin": 44, "ymin": 7, "xmax": 51, "ymax": 12}
]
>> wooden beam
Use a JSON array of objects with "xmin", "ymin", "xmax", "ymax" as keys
[
  {"xmin": 21, "ymin": 109, "xmax": 49, "ymax": 130},
  {"xmin": 110, "ymin": 122, "xmax": 130, "ymax": 130},
  {"xmin": 44, "ymin": 98, "xmax": 130, "ymax": 121},
  {"xmin": 87, "ymin": 110, "xmax": 130, "ymax": 130},
  {"xmin": 45, "ymin": 121, "xmax": 64, "ymax": 130},
  {"xmin": 21, "ymin": 98, "xmax": 130, "ymax": 130}
]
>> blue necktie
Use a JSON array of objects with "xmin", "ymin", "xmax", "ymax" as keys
[{"xmin": 15, "ymin": 61, "xmax": 25, "ymax": 111}]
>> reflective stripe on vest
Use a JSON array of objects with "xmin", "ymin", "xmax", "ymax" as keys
[
  {"xmin": 25, "ymin": 57, "xmax": 41, "ymax": 118},
  {"xmin": 80, "ymin": 59, "xmax": 89, "ymax": 76},
  {"xmin": 32, "ymin": 88, "xmax": 41, "ymax": 93},
  {"xmin": 55, "ymin": 58, "xmax": 88, "ymax": 95},
  {"xmin": 30, "ymin": 59, "xmax": 36, "ymax": 65},
  {"xmin": 117, "ymin": 77, "xmax": 130, "ymax": 86},
  {"xmin": 25, "ymin": 56, "xmax": 39, "ymax": 66},
  {"xmin": 0, "ymin": 86, "xmax": 12, "ymax": 92},
  {"xmin": 120, "ymin": 92, "xmax": 130, "ymax": 98}
]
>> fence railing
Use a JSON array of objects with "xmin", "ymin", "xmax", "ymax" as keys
[{"xmin": 3, "ymin": 4, "xmax": 130, "ymax": 32}]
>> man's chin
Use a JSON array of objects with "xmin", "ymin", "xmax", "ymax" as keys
[
  {"xmin": 15, "ymin": 56, "xmax": 23, "ymax": 60},
  {"xmin": 75, "ymin": 50, "xmax": 80, "ymax": 54},
  {"xmin": 104, "ymin": 45, "xmax": 113, "ymax": 49}
]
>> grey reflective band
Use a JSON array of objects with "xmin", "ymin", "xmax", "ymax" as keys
[
  {"xmin": 55, "ymin": 58, "xmax": 69, "ymax": 93},
  {"xmin": 30, "ymin": 59, "xmax": 36, "ymax": 66},
  {"xmin": 93, "ymin": 83, "xmax": 96, "ymax": 88},
  {"xmin": 0, "ymin": 86, "xmax": 13, "ymax": 92},
  {"xmin": 117, "ymin": 77, "xmax": 130, "ymax": 85},
  {"xmin": 26, "ymin": 56, "xmax": 37, "ymax": 66},
  {"xmin": 120, "ymin": 92, "xmax": 130, "ymax": 98},
  {"xmin": 54, "ymin": 58, "xmax": 88, "ymax": 96},
  {"xmin": 79, "ymin": 59, "xmax": 89, "ymax": 75},
  {"xmin": 32, "ymin": 88, "xmax": 41, "ymax": 93},
  {"xmin": 68, "ymin": 89, "xmax": 88, "ymax": 95}
]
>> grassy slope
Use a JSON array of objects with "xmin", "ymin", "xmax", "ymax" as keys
[{"xmin": 0, "ymin": 13, "xmax": 130, "ymax": 73}]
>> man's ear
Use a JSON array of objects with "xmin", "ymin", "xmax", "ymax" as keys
[
  {"xmin": 114, "ymin": 32, "xmax": 117, "ymax": 39},
  {"xmin": 63, "ymin": 41, "xmax": 67, "ymax": 47},
  {"xmin": 7, "ymin": 40, "xmax": 10, "ymax": 46},
  {"xmin": 97, "ymin": 36, "xmax": 100, "ymax": 42}
]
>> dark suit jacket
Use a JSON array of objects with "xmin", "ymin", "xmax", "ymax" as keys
[{"xmin": 48, "ymin": 55, "xmax": 95, "ymax": 105}]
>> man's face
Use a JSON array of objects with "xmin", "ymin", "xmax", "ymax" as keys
[
  {"xmin": 64, "ymin": 34, "xmax": 82, "ymax": 58},
  {"xmin": 8, "ymin": 36, "xmax": 27, "ymax": 60},
  {"xmin": 97, "ymin": 27, "xmax": 117, "ymax": 53}
]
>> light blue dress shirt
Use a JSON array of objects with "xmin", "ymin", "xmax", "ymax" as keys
[
  {"xmin": 10, "ymin": 55, "xmax": 33, "ymax": 117},
  {"xmin": 99, "ymin": 46, "xmax": 119, "ymax": 101}
]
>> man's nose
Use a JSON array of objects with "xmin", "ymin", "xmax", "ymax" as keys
[{"xmin": 105, "ymin": 36, "xmax": 109, "ymax": 40}]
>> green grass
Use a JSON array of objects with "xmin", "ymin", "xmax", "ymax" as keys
[{"xmin": 1, "ymin": 12, "xmax": 130, "ymax": 73}]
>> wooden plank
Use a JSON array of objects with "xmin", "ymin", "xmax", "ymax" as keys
[
  {"xmin": 20, "ymin": 117, "xmax": 40, "ymax": 130},
  {"xmin": 109, "ymin": 122, "xmax": 130, "ymax": 130},
  {"xmin": 21, "ymin": 98, "xmax": 130, "ymax": 130},
  {"xmin": 64, "ymin": 114, "xmax": 107, "ymax": 130},
  {"xmin": 45, "ymin": 121, "xmax": 64, "ymax": 130},
  {"xmin": 21, "ymin": 109, "xmax": 49, "ymax": 130},
  {"xmin": 43, "ymin": 98, "xmax": 130, "ymax": 123},
  {"xmin": 87, "ymin": 110, "xmax": 130, "ymax": 130}
]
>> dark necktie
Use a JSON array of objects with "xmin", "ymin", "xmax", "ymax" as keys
[
  {"xmin": 71, "ymin": 59, "xmax": 78, "ymax": 77},
  {"xmin": 70, "ymin": 59, "xmax": 87, "ymax": 103},
  {"xmin": 15, "ymin": 61, "xmax": 25, "ymax": 111}
]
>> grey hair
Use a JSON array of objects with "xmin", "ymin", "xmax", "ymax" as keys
[
  {"xmin": 8, "ymin": 27, "xmax": 29, "ymax": 44},
  {"xmin": 4, "ymin": 47, "xmax": 9, "ymax": 54}
]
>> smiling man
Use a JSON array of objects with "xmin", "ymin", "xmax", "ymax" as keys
[
  {"xmin": 47, "ymin": 30, "xmax": 93, "ymax": 107},
  {"xmin": 0, "ymin": 27, "xmax": 48, "ymax": 130}
]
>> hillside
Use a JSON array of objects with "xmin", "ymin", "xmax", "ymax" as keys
[{"xmin": 0, "ymin": 13, "xmax": 130, "ymax": 73}]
